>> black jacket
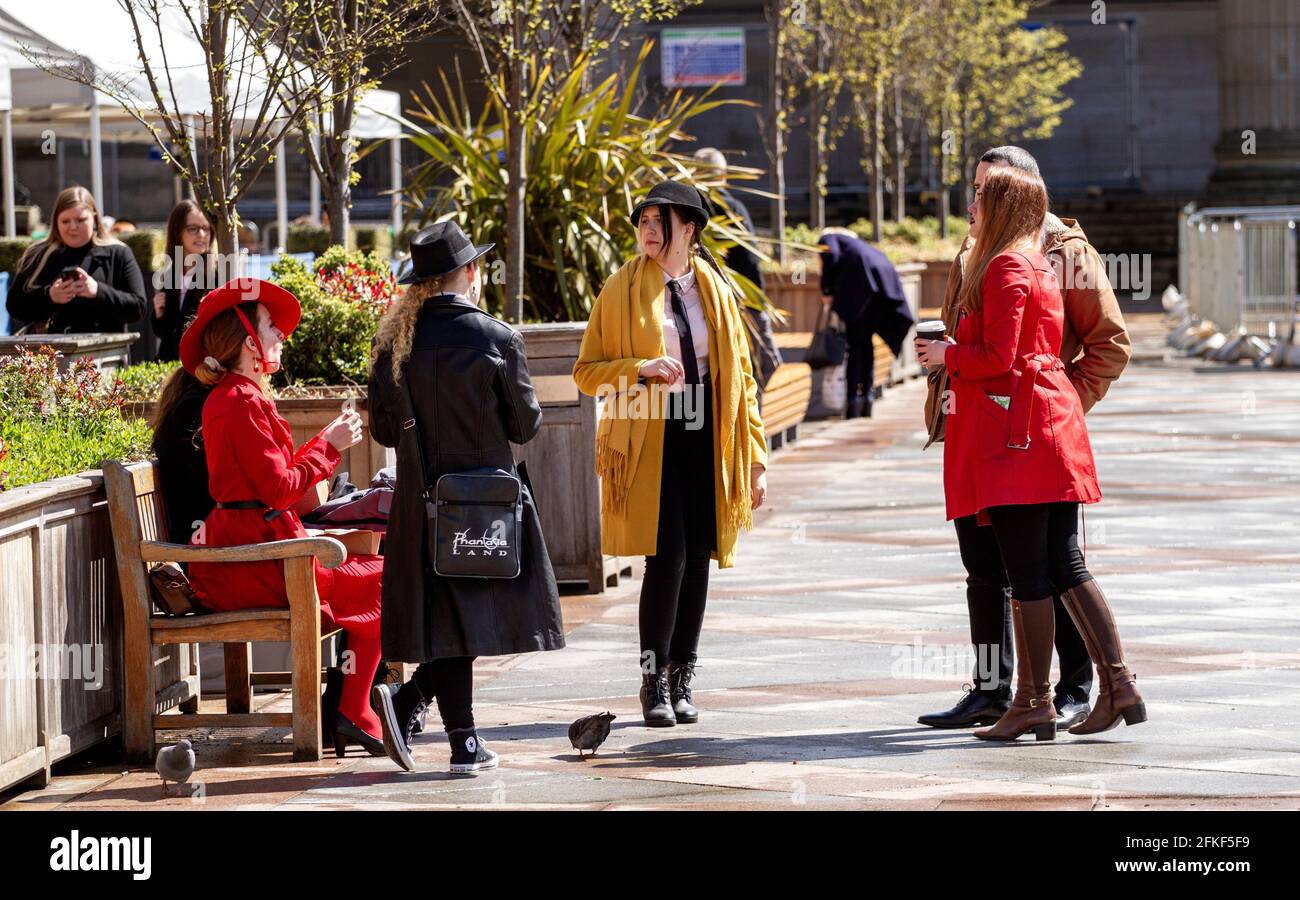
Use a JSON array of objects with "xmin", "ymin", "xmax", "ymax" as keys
[
  {"xmin": 819, "ymin": 232, "xmax": 915, "ymax": 356},
  {"xmin": 708, "ymin": 189, "xmax": 782, "ymax": 389},
  {"xmin": 6, "ymin": 241, "xmax": 147, "ymax": 333},
  {"xmin": 153, "ymin": 284, "xmax": 204, "ymax": 362},
  {"xmin": 368, "ymin": 293, "xmax": 565, "ymax": 662}
]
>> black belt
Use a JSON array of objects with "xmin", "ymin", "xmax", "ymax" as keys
[{"xmin": 215, "ymin": 500, "xmax": 285, "ymax": 521}]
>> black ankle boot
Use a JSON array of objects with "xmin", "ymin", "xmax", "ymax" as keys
[
  {"xmin": 667, "ymin": 661, "xmax": 698, "ymax": 723},
  {"xmin": 372, "ymin": 680, "xmax": 429, "ymax": 772},
  {"xmin": 640, "ymin": 668, "xmax": 676, "ymax": 727}
]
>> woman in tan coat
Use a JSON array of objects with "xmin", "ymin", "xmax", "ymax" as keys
[{"xmin": 573, "ymin": 179, "xmax": 768, "ymax": 727}]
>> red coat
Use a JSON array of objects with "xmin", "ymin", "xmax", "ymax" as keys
[
  {"xmin": 941, "ymin": 251, "xmax": 1101, "ymax": 523},
  {"xmin": 187, "ymin": 372, "xmax": 380, "ymax": 631}
]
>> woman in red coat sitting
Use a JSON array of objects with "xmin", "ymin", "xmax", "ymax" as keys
[
  {"xmin": 916, "ymin": 166, "xmax": 1146, "ymax": 742},
  {"xmin": 179, "ymin": 279, "xmax": 386, "ymax": 757}
]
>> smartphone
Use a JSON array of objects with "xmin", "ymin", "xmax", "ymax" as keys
[{"xmin": 57, "ymin": 266, "xmax": 81, "ymax": 283}]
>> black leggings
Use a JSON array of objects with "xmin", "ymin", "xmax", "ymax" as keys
[
  {"xmin": 413, "ymin": 656, "xmax": 476, "ymax": 733},
  {"xmin": 985, "ymin": 502, "xmax": 1092, "ymax": 601},
  {"xmin": 640, "ymin": 389, "xmax": 716, "ymax": 672}
]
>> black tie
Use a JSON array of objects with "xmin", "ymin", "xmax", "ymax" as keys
[{"xmin": 667, "ymin": 278, "xmax": 701, "ymax": 386}]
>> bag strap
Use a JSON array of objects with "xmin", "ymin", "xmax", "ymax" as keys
[{"xmin": 399, "ymin": 367, "xmax": 435, "ymax": 502}]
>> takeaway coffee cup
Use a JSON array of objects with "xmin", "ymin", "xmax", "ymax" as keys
[{"xmin": 915, "ymin": 320, "xmax": 947, "ymax": 342}]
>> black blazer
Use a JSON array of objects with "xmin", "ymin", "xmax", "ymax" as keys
[
  {"xmin": 368, "ymin": 293, "xmax": 565, "ymax": 662},
  {"xmin": 6, "ymin": 242, "xmax": 147, "ymax": 333}
]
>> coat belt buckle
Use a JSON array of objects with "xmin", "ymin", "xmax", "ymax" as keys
[
  {"xmin": 1007, "ymin": 438, "xmax": 1031, "ymax": 450},
  {"xmin": 402, "ymin": 418, "xmax": 416, "ymax": 429}
]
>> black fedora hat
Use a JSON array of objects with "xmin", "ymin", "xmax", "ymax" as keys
[
  {"xmin": 630, "ymin": 180, "xmax": 710, "ymax": 230},
  {"xmin": 397, "ymin": 220, "xmax": 494, "ymax": 285}
]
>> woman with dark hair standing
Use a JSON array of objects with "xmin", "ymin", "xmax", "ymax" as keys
[
  {"xmin": 6, "ymin": 186, "xmax": 146, "ymax": 333},
  {"xmin": 573, "ymin": 180, "xmax": 768, "ymax": 728},
  {"xmin": 179, "ymin": 278, "xmax": 387, "ymax": 757},
  {"xmin": 915, "ymin": 166, "xmax": 1146, "ymax": 742},
  {"xmin": 152, "ymin": 200, "xmax": 215, "ymax": 361}
]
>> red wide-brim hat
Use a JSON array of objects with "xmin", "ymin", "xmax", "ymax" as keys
[{"xmin": 179, "ymin": 278, "xmax": 302, "ymax": 375}]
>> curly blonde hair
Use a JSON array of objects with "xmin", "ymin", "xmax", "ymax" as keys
[{"xmin": 371, "ymin": 276, "xmax": 455, "ymax": 383}]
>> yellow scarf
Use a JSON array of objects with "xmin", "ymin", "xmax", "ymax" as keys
[{"xmin": 587, "ymin": 253, "xmax": 755, "ymax": 536}]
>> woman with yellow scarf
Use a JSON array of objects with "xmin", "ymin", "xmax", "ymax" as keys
[{"xmin": 573, "ymin": 180, "xmax": 768, "ymax": 727}]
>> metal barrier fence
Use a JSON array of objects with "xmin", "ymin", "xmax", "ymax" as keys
[{"xmin": 1180, "ymin": 206, "xmax": 1299, "ymax": 342}]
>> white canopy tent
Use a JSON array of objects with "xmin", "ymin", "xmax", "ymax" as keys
[{"xmin": 0, "ymin": 1, "xmax": 404, "ymax": 246}]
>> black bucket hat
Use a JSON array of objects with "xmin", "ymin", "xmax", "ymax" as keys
[
  {"xmin": 630, "ymin": 180, "xmax": 710, "ymax": 230},
  {"xmin": 397, "ymin": 220, "xmax": 494, "ymax": 285}
]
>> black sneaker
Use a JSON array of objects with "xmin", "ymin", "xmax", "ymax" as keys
[
  {"xmin": 371, "ymin": 681, "xmax": 428, "ymax": 772},
  {"xmin": 448, "ymin": 727, "xmax": 498, "ymax": 775}
]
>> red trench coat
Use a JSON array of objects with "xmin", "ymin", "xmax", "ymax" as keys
[
  {"xmin": 941, "ymin": 251, "xmax": 1101, "ymax": 523},
  {"xmin": 187, "ymin": 372, "xmax": 382, "ymax": 633}
]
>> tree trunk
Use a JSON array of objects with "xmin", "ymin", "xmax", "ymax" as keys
[
  {"xmin": 767, "ymin": 0, "xmax": 788, "ymax": 265},
  {"xmin": 938, "ymin": 106, "xmax": 949, "ymax": 239},
  {"xmin": 808, "ymin": 1, "xmax": 825, "ymax": 231},
  {"xmin": 871, "ymin": 80, "xmax": 883, "ymax": 244},
  {"xmin": 505, "ymin": 10, "xmax": 527, "ymax": 323},
  {"xmin": 893, "ymin": 76, "xmax": 905, "ymax": 224}
]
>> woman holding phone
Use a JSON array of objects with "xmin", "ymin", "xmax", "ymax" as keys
[
  {"xmin": 573, "ymin": 179, "xmax": 768, "ymax": 728},
  {"xmin": 914, "ymin": 166, "xmax": 1145, "ymax": 742},
  {"xmin": 6, "ymin": 186, "xmax": 146, "ymax": 334},
  {"xmin": 178, "ymin": 278, "xmax": 387, "ymax": 757}
]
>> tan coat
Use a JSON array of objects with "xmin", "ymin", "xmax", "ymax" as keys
[
  {"xmin": 573, "ymin": 253, "xmax": 768, "ymax": 568},
  {"xmin": 923, "ymin": 216, "xmax": 1131, "ymax": 447}
]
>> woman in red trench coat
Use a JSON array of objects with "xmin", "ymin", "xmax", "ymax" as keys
[
  {"xmin": 916, "ymin": 166, "xmax": 1146, "ymax": 742},
  {"xmin": 178, "ymin": 279, "xmax": 387, "ymax": 756}
]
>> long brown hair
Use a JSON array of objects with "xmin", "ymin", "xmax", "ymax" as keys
[
  {"xmin": 160, "ymin": 200, "xmax": 215, "ymax": 292},
  {"xmin": 957, "ymin": 166, "xmax": 1048, "ymax": 314},
  {"xmin": 372, "ymin": 273, "xmax": 463, "ymax": 383},
  {"xmin": 151, "ymin": 365, "xmax": 208, "ymax": 442},
  {"xmin": 192, "ymin": 302, "xmax": 268, "ymax": 394},
  {"xmin": 17, "ymin": 186, "xmax": 118, "ymax": 290}
]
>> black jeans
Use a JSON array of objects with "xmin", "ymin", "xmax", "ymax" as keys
[
  {"xmin": 954, "ymin": 505, "xmax": 1093, "ymax": 703},
  {"xmin": 640, "ymin": 388, "xmax": 716, "ymax": 672},
  {"xmin": 844, "ymin": 319, "xmax": 875, "ymax": 410},
  {"xmin": 413, "ymin": 656, "xmax": 476, "ymax": 733}
]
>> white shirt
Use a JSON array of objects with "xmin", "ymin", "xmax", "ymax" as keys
[{"xmin": 662, "ymin": 266, "xmax": 710, "ymax": 390}]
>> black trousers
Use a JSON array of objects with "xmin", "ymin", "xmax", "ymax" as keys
[
  {"xmin": 954, "ymin": 505, "xmax": 1093, "ymax": 702},
  {"xmin": 413, "ymin": 656, "xmax": 476, "ymax": 733},
  {"xmin": 640, "ymin": 388, "xmax": 717, "ymax": 672},
  {"xmin": 844, "ymin": 319, "xmax": 875, "ymax": 409}
]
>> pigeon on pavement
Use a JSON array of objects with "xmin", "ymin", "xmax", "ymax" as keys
[{"xmin": 568, "ymin": 712, "xmax": 616, "ymax": 759}]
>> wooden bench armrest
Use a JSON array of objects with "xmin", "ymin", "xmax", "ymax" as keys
[{"xmin": 139, "ymin": 537, "xmax": 348, "ymax": 569}]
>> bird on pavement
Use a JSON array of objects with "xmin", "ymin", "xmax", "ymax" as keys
[
  {"xmin": 568, "ymin": 712, "xmax": 616, "ymax": 759},
  {"xmin": 155, "ymin": 739, "xmax": 196, "ymax": 796}
]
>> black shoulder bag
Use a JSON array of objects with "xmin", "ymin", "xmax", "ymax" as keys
[{"xmin": 402, "ymin": 373, "xmax": 523, "ymax": 579}]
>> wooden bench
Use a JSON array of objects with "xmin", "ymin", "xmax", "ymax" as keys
[
  {"xmin": 762, "ymin": 361, "xmax": 813, "ymax": 451},
  {"xmin": 104, "ymin": 460, "xmax": 347, "ymax": 764}
]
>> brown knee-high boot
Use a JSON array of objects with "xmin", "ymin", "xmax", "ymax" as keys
[
  {"xmin": 1060, "ymin": 579, "xmax": 1147, "ymax": 734},
  {"xmin": 975, "ymin": 598, "xmax": 1057, "ymax": 742}
]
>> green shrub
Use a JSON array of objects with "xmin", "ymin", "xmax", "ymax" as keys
[
  {"xmin": 116, "ymin": 360, "xmax": 180, "ymax": 403},
  {"xmin": 286, "ymin": 225, "xmax": 331, "ymax": 256},
  {"xmin": 120, "ymin": 230, "xmax": 166, "ymax": 277},
  {"xmin": 270, "ymin": 246, "xmax": 397, "ymax": 386},
  {"xmin": 782, "ymin": 216, "xmax": 970, "ymax": 265},
  {"xmin": 0, "ymin": 237, "xmax": 34, "ymax": 276},
  {"xmin": 351, "ymin": 225, "xmax": 392, "ymax": 260},
  {"xmin": 0, "ymin": 347, "xmax": 153, "ymax": 491}
]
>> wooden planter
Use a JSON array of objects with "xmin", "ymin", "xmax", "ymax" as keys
[
  {"xmin": 0, "ymin": 472, "xmax": 198, "ymax": 793},
  {"xmin": 0, "ymin": 332, "xmax": 140, "ymax": 375}
]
